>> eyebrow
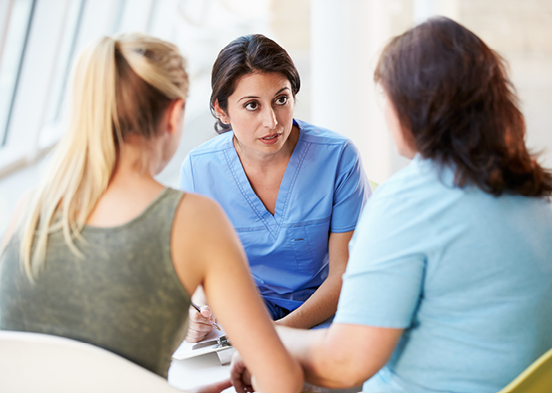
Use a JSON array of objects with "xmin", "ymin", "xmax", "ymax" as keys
[{"xmin": 237, "ymin": 87, "xmax": 290, "ymax": 102}]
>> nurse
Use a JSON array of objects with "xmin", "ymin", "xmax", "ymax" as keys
[{"xmin": 179, "ymin": 34, "xmax": 370, "ymax": 341}]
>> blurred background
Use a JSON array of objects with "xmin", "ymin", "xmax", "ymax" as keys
[{"xmin": 0, "ymin": 0, "xmax": 551, "ymax": 238}]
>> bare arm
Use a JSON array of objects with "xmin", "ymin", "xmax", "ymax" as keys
[
  {"xmin": 276, "ymin": 231, "xmax": 353, "ymax": 328},
  {"xmin": 172, "ymin": 194, "xmax": 303, "ymax": 393},
  {"xmin": 275, "ymin": 323, "xmax": 402, "ymax": 388},
  {"xmin": 232, "ymin": 323, "xmax": 402, "ymax": 391}
]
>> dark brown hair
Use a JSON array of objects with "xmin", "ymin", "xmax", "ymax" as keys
[
  {"xmin": 375, "ymin": 16, "xmax": 552, "ymax": 197},
  {"xmin": 210, "ymin": 34, "xmax": 300, "ymax": 134}
]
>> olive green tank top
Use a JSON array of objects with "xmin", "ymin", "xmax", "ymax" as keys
[{"xmin": 0, "ymin": 188, "xmax": 190, "ymax": 378}]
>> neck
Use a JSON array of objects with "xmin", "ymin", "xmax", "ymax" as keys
[{"xmin": 109, "ymin": 136, "xmax": 163, "ymax": 186}]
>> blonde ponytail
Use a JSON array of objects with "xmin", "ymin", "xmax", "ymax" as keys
[{"xmin": 19, "ymin": 33, "xmax": 188, "ymax": 280}]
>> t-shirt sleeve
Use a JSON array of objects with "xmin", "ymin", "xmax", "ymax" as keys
[
  {"xmin": 179, "ymin": 155, "xmax": 194, "ymax": 192},
  {"xmin": 330, "ymin": 141, "xmax": 370, "ymax": 232},
  {"xmin": 334, "ymin": 191, "xmax": 426, "ymax": 328}
]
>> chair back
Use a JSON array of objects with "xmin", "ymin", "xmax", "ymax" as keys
[
  {"xmin": 368, "ymin": 179, "xmax": 379, "ymax": 192},
  {"xmin": 0, "ymin": 330, "xmax": 183, "ymax": 393},
  {"xmin": 498, "ymin": 348, "xmax": 552, "ymax": 393}
]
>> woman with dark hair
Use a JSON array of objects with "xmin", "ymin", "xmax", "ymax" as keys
[
  {"xmin": 179, "ymin": 34, "xmax": 370, "ymax": 341},
  {"xmin": 230, "ymin": 17, "xmax": 552, "ymax": 393}
]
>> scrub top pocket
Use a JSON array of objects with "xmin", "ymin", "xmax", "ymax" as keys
[{"xmin": 288, "ymin": 227, "xmax": 316, "ymax": 274}]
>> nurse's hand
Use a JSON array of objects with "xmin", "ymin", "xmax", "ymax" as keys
[{"xmin": 185, "ymin": 304, "xmax": 216, "ymax": 343}]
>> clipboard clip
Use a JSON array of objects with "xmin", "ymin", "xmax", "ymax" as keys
[{"xmin": 191, "ymin": 335, "xmax": 232, "ymax": 350}]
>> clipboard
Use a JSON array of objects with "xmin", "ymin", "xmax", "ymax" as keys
[{"xmin": 172, "ymin": 327, "xmax": 235, "ymax": 365}]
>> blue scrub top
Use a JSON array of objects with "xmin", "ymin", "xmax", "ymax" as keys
[{"xmin": 179, "ymin": 119, "xmax": 370, "ymax": 311}]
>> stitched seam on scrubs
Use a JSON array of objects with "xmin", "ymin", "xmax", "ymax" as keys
[
  {"xmin": 276, "ymin": 142, "xmax": 311, "ymax": 237},
  {"xmin": 329, "ymin": 224, "xmax": 357, "ymax": 233},
  {"xmin": 333, "ymin": 142, "xmax": 359, "ymax": 197},
  {"xmin": 279, "ymin": 216, "xmax": 331, "ymax": 227},
  {"xmin": 223, "ymin": 147, "xmax": 277, "ymax": 239},
  {"xmin": 235, "ymin": 226, "xmax": 266, "ymax": 232}
]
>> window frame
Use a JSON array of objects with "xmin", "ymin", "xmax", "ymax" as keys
[{"xmin": 0, "ymin": 0, "xmax": 157, "ymax": 179}]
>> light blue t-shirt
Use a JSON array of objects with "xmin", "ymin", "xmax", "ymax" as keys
[
  {"xmin": 335, "ymin": 154, "xmax": 552, "ymax": 393},
  {"xmin": 179, "ymin": 119, "xmax": 369, "ymax": 312}
]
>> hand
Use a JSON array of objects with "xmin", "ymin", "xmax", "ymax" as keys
[
  {"xmin": 230, "ymin": 351, "xmax": 254, "ymax": 393},
  {"xmin": 189, "ymin": 378, "xmax": 232, "ymax": 393},
  {"xmin": 185, "ymin": 304, "xmax": 216, "ymax": 343}
]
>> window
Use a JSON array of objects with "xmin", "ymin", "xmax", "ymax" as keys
[
  {"xmin": 0, "ymin": 0, "xmax": 36, "ymax": 146},
  {"xmin": 40, "ymin": 0, "xmax": 86, "ymax": 147}
]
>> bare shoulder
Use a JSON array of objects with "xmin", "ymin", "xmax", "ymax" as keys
[
  {"xmin": 175, "ymin": 192, "xmax": 225, "ymax": 220},
  {"xmin": 170, "ymin": 192, "xmax": 243, "ymax": 294},
  {"xmin": 173, "ymin": 193, "xmax": 235, "ymax": 236},
  {"xmin": 173, "ymin": 192, "xmax": 245, "ymax": 267}
]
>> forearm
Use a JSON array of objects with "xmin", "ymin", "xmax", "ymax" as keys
[
  {"xmin": 276, "ymin": 326, "xmax": 359, "ymax": 389},
  {"xmin": 277, "ymin": 324, "xmax": 402, "ymax": 389},
  {"xmin": 276, "ymin": 273, "xmax": 342, "ymax": 328}
]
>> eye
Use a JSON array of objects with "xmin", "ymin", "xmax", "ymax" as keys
[
  {"xmin": 244, "ymin": 101, "xmax": 259, "ymax": 111},
  {"xmin": 275, "ymin": 95, "xmax": 288, "ymax": 105}
]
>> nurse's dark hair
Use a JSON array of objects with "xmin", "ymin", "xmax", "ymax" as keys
[
  {"xmin": 210, "ymin": 34, "xmax": 300, "ymax": 134},
  {"xmin": 374, "ymin": 16, "xmax": 552, "ymax": 197}
]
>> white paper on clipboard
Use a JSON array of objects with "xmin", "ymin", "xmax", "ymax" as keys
[{"xmin": 172, "ymin": 327, "xmax": 231, "ymax": 360}]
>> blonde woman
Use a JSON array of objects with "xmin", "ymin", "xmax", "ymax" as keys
[{"xmin": 0, "ymin": 33, "xmax": 302, "ymax": 393}]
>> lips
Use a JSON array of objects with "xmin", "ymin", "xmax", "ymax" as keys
[{"xmin": 259, "ymin": 133, "xmax": 281, "ymax": 145}]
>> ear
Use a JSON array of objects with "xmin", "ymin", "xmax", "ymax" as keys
[
  {"xmin": 213, "ymin": 99, "xmax": 230, "ymax": 125},
  {"xmin": 167, "ymin": 99, "xmax": 185, "ymax": 134}
]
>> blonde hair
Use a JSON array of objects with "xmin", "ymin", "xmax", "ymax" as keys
[{"xmin": 19, "ymin": 32, "xmax": 189, "ymax": 280}]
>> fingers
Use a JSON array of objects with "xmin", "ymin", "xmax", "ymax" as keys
[
  {"xmin": 230, "ymin": 356, "xmax": 246, "ymax": 392},
  {"xmin": 185, "ymin": 305, "xmax": 215, "ymax": 343},
  {"xmin": 230, "ymin": 352, "xmax": 254, "ymax": 393},
  {"xmin": 194, "ymin": 305, "xmax": 216, "ymax": 326},
  {"xmin": 200, "ymin": 305, "xmax": 213, "ymax": 319}
]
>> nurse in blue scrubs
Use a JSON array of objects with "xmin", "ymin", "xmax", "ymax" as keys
[{"xmin": 179, "ymin": 34, "xmax": 370, "ymax": 341}]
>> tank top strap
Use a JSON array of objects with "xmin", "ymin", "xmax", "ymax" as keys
[
  {"xmin": 146, "ymin": 188, "xmax": 185, "ymax": 231},
  {"xmin": 143, "ymin": 188, "xmax": 185, "ymax": 262}
]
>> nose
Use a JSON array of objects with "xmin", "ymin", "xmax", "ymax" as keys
[{"xmin": 262, "ymin": 106, "xmax": 278, "ymax": 129}]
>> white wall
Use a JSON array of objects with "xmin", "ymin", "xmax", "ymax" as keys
[{"xmin": 1, "ymin": 0, "xmax": 552, "ymax": 236}]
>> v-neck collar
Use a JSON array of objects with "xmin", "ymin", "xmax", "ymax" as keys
[{"xmin": 223, "ymin": 120, "xmax": 310, "ymax": 239}]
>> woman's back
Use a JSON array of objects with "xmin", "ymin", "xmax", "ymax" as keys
[
  {"xmin": 340, "ymin": 155, "xmax": 552, "ymax": 392},
  {"xmin": 0, "ymin": 32, "xmax": 303, "ymax": 392},
  {"xmin": 0, "ymin": 188, "xmax": 190, "ymax": 378}
]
